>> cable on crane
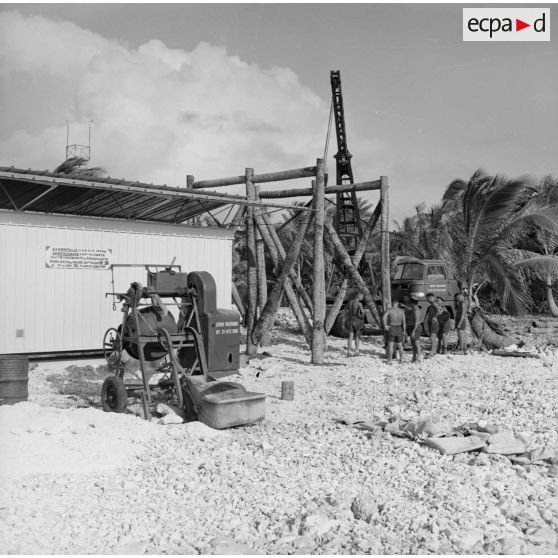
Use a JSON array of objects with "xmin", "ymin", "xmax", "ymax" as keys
[{"xmin": 323, "ymin": 98, "xmax": 334, "ymax": 173}]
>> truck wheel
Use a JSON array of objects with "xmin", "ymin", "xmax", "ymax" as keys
[
  {"xmin": 101, "ymin": 376, "xmax": 128, "ymax": 413},
  {"xmin": 329, "ymin": 314, "xmax": 351, "ymax": 338}
]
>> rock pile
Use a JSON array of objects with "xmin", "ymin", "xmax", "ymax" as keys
[{"xmin": 0, "ymin": 310, "xmax": 557, "ymax": 554}]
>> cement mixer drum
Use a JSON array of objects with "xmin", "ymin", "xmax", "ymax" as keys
[{"xmin": 123, "ymin": 306, "xmax": 178, "ymax": 361}]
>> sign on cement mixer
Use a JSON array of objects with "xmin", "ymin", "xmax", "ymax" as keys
[{"xmin": 45, "ymin": 247, "xmax": 112, "ymax": 269}]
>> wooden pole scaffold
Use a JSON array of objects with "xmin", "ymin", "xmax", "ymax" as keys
[{"xmin": 187, "ymin": 160, "xmax": 390, "ymax": 363}]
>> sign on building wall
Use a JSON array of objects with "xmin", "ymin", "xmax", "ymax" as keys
[{"xmin": 45, "ymin": 247, "xmax": 112, "ymax": 269}]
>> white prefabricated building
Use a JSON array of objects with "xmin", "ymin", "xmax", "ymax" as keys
[{"xmin": 0, "ymin": 168, "xmax": 238, "ymax": 356}]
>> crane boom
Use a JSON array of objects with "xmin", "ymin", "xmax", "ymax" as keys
[{"xmin": 330, "ymin": 70, "xmax": 362, "ymax": 254}]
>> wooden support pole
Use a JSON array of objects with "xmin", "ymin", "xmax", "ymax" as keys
[
  {"xmin": 231, "ymin": 281, "xmax": 245, "ymax": 319},
  {"xmin": 253, "ymin": 208, "xmax": 312, "ymax": 346},
  {"xmin": 186, "ymin": 175, "xmax": 195, "ymax": 189},
  {"xmin": 259, "ymin": 179, "xmax": 381, "ymax": 199},
  {"xmin": 380, "ymin": 176, "xmax": 391, "ymax": 312},
  {"xmin": 325, "ymin": 221, "xmax": 384, "ymax": 331},
  {"xmin": 324, "ymin": 201, "xmax": 382, "ymax": 333},
  {"xmin": 255, "ymin": 187, "xmax": 269, "ymax": 346},
  {"xmin": 261, "ymin": 212, "xmax": 313, "ymax": 313},
  {"xmin": 312, "ymin": 159, "xmax": 327, "ymax": 364},
  {"xmin": 191, "ymin": 166, "xmax": 318, "ymax": 189},
  {"xmin": 245, "ymin": 168, "xmax": 258, "ymax": 356},
  {"xmin": 252, "ymin": 211, "xmax": 314, "ymax": 345}
]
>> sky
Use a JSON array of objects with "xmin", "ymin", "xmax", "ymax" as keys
[{"xmin": 0, "ymin": 3, "xmax": 556, "ymax": 224}]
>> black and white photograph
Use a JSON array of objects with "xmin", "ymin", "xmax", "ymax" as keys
[{"xmin": 0, "ymin": 2, "xmax": 557, "ymax": 555}]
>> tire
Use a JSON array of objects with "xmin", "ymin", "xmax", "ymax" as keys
[
  {"xmin": 101, "ymin": 376, "xmax": 128, "ymax": 413},
  {"xmin": 329, "ymin": 314, "xmax": 351, "ymax": 338}
]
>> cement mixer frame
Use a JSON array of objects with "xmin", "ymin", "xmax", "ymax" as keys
[{"xmin": 102, "ymin": 264, "xmax": 212, "ymax": 421}]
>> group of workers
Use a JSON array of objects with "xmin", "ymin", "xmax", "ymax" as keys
[{"xmin": 345, "ymin": 291, "xmax": 469, "ymax": 363}]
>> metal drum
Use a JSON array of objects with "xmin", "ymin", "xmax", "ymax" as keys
[
  {"xmin": 123, "ymin": 307, "xmax": 178, "ymax": 361},
  {"xmin": 0, "ymin": 354, "xmax": 29, "ymax": 405}
]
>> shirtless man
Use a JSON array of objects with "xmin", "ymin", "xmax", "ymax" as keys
[
  {"xmin": 406, "ymin": 296, "xmax": 422, "ymax": 362},
  {"xmin": 455, "ymin": 292, "xmax": 469, "ymax": 354},
  {"xmin": 383, "ymin": 299, "xmax": 406, "ymax": 364},
  {"xmin": 436, "ymin": 297, "xmax": 451, "ymax": 354},
  {"xmin": 424, "ymin": 293, "xmax": 442, "ymax": 358},
  {"xmin": 345, "ymin": 291, "xmax": 364, "ymax": 356}
]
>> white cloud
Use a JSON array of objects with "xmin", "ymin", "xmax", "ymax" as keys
[{"xmin": 0, "ymin": 10, "xmax": 373, "ymax": 192}]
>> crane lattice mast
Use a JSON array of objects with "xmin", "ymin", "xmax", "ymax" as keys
[{"xmin": 330, "ymin": 70, "xmax": 363, "ymax": 255}]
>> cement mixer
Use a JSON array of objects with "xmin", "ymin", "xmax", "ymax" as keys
[{"xmin": 102, "ymin": 265, "xmax": 265, "ymax": 427}]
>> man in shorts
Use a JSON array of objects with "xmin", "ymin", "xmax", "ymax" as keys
[
  {"xmin": 455, "ymin": 292, "xmax": 469, "ymax": 354},
  {"xmin": 424, "ymin": 293, "xmax": 441, "ymax": 358},
  {"xmin": 436, "ymin": 297, "xmax": 451, "ymax": 354},
  {"xmin": 345, "ymin": 291, "xmax": 364, "ymax": 356},
  {"xmin": 406, "ymin": 296, "xmax": 422, "ymax": 362},
  {"xmin": 383, "ymin": 299, "xmax": 406, "ymax": 364}
]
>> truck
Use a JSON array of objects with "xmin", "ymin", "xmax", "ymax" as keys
[
  {"xmin": 330, "ymin": 258, "xmax": 460, "ymax": 337},
  {"xmin": 390, "ymin": 259, "xmax": 461, "ymax": 331}
]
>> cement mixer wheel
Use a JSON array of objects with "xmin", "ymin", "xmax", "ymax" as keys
[
  {"xmin": 101, "ymin": 376, "xmax": 128, "ymax": 413},
  {"xmin": 103, "ymin": 327, "xmax": 122, "ymax": 366}
]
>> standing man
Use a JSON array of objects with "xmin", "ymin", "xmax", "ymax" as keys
[
  {"xmin": 383, "ymin": 299, "xmax": 406, "ymax": 364},
  {"xmin": 345, "ymin": 291, "xmax": 364, "ymax": 357},
  {"xmin": 406, "ymin": 296, "xmax": 422, "ymax": 363},
  {"xmin": 455, "ymin": 292, "xmax": 469, "ymax": 355},
  {"xmin": 436, "ymin": 297, "xmax": 451, "ymax": 355},
  {"xmin": 424, "ymin": 293, "xmax": 441, "ymax": 358}
]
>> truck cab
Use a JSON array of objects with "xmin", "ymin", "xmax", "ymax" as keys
[{"xmin": 391, "ymin": 259, "xmax": 460, "ymax": 326}]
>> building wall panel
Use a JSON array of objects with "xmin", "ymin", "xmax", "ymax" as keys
[{"xmin": 0, "ymin": 212, "xmax": 234, "ymax": 354}]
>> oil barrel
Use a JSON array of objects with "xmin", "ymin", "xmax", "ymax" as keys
[{"xmin": 0, "ymin": 354, "xmax": 29, "ymax": 405}]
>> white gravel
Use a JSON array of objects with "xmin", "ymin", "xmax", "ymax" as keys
[{"xmin": 0, "ymin": 310, "xmax": 557, "ymax": 555}]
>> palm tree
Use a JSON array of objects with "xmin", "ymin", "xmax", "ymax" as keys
[
  {"xmin": 441, "ymin": 170, "xmax": 558, "ymax": 345},
  {"xmin": 54, "ymin": 156, "xmax": 107, "ymax": 179},
  {"xmin": 511, "ymin": 176, "xmax": 558, "ymax": 317}
]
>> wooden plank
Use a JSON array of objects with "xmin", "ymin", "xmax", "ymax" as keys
[
  {"xmin": 191, "ymin": 166, "xmax": 317, "ymax": 189},
  {"xmin": 259, "ymin": 179, "xmax": 381, "ymax": 199}
]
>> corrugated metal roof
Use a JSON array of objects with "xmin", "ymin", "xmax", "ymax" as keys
[{"xmin": 0, "ymin": 166, "xmax": 255, "ymax": 224}]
